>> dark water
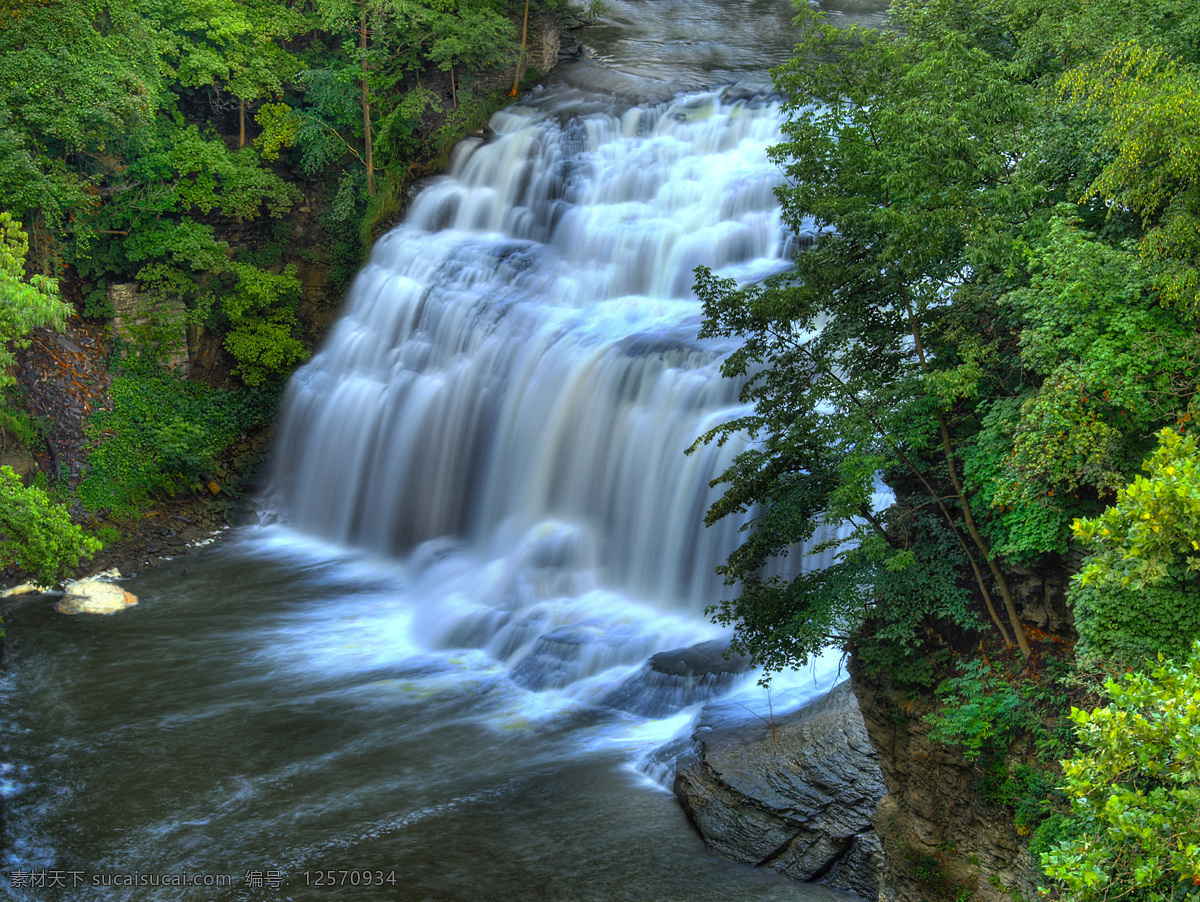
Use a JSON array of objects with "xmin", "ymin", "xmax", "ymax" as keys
[{"xmin": 1, "ymin": 2, "xmax": 888, "ymax": 899}]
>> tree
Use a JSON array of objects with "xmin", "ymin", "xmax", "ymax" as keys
[
  {"xmin": 221, "ymin": 262, "xmax": 309, "ymax": 386},
  {"xmin": 0, "ymin": 467, "xmax": 100, "ymax": 587},
  {"xmin": 428, "ymin": 0, "xmax": 516, "ymax": 108},
  {"xmin": 145, "ymin": 0, "xmax": 308, "ymax": 148},
  {"xmin": 692, "ymin": 0, "xmax": 1040, "ymax": 668},
  {"xmin": 0, "ymin": 215, "xmax": 96, "ymax": 587},
  {"xmin": 0, "ymin": 213, "xmax": 71, "ymax": 389},
  {"xmin": 691, "ymin": 0, "xmax": 1200, "ymax": 680},
  {"xmin": 1068, "ymin": 427, "xmax": 1200, "ymax": 663}
]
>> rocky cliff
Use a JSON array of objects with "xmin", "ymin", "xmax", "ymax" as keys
[{"xmin": 848, "ymin": 662, "xmax": 1042, "ymax": 902}]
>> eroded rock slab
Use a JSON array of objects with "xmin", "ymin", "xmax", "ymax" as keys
[{"xmin": 674, "ymin": 680, "xmax": 886, "ymax": 900}]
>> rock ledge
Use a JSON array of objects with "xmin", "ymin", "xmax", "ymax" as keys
[{"xmin": 674, "ymin": 680, "xmax": 888, "ymax": 900}]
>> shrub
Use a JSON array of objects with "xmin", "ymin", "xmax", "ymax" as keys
[
  {"xmin": 0, "ymin": 466, "xmax": 100, "ymax": 586},
  {"xmin": 1041, "ymin": 643, "xmax": 1200, "ymax": 900},
  {"xmin": 1070, "ymin": 427, "xmax": 1200, "ymax": 664},
  {"xmin": 221, "ymin": 263, "xmax": 309, "ymax": 387},
  {"xmin": 79, "ymin": 367, "xmax": 277, "ymax": 517}
]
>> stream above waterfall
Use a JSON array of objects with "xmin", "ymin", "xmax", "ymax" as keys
[{"xmin": 1, "ymin": 1, "xmax": 889, "ymax": 899}]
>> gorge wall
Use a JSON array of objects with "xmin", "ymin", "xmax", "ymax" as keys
[{"xmin": 849, "ymin": 662, "xmax": 1043, "ymax": 902}]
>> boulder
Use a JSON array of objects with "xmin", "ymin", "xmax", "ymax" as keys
[
  {"xmin": 602, "ymin": 639, "xmax": 752, "ymax": 718},
  {"xmin": 55, "ymin": 578, "xmax": 138, "ymax": 615},
  {"xmin": 674, "ymin": 680, "xmax": 887, "ymax": 900},
  {"xmin": 0, "ymin": 582, "xmax": 45, "ymax": 598}
]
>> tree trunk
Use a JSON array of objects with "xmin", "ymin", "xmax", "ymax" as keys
[
  {"xmin": 360, "ymin": 0, "xmax": 375, "ymax": 196},
  {"xmin": 510, "ymin": 0, "xmax": 529, "ymax": 98},
  {"xmin": 902, "ymin": 291, "xmax": 1030, "ymax": 658},
  {"xmin": 239, "ymin": 97, "xmax": 246, "ymax": 149}
]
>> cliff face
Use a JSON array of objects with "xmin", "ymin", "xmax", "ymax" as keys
[{"xmin": 848, "ymin": 662, "xmax": 1042, "ymax": 902}]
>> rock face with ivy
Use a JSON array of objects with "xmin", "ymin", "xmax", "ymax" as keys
[
  {"xmin": 673, "ymin": 681, "xmax": 888, "ymax": 900},
  {"xmin": 848, "ymin": 662, "xmax": 1042, "ymax": 902}
]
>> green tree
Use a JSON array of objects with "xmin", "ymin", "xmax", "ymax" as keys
[
  {"xmin": 1061, "ymin": 38, "xmax": 1200, "ymax": 315},
  {"xmin": 0, "ymin": 213, "xmax": 98, "ymax": 586},
  {"xmin": 692, "ymin": 0, "xmax": 1041, "ymax": 667},
  {"xmin": 1067, "ymin": 427, "xmax": 1200, "ymax": 663},
  {"xmin": 221, "ymin": 262, "xmax": 309, "ymax": 386},
  {"xmin": 692, "ymin": 0, "xmax": 1200, "ymax": 681},
  {"xmin": 0, "ymin": 213, "xmax": 72, "ymax": 389}
]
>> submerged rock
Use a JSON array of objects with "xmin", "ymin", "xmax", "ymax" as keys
[
  {"xmin": 602, "ymin": 638, "xmax": 752, "ymax": 718},
  {"xmin": 55, "ymin": 578, "xmax": 138, "ymax": 615},
  {"xmin": 673, "ymin": 680, "xmax": 887, "ymax": 900}
]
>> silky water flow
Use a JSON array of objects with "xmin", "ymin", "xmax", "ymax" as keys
[{"xmin": 0, "ymin": 1, "xmax": 890, "ymax": 899}]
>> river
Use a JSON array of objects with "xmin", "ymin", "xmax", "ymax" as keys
[{"xmin": 1, "ymin": 1, "xmax": 887, "ymax": 899}]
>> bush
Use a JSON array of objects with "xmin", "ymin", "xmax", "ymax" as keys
[
  {"xmin": 0, "ymin": 466, "xmax": 100, "ymax": 586},
  {"xmin": 79, "ymin": 367, "xmax": 277, "ymax": 517},
  {"xmin": 1070, "ymin": 427, "xmax": 1200, "ymax": 664},
  {"xmin": 1041, "ymin": 643, "xmax": 1200, "ymax": 900},
  {"xmin": 928, "ymin": 660, "xmax": 1038, "ymax": 764},
  {"xmin": 221, "ymin": 263, "xmax": 309, "ymax": 387}
]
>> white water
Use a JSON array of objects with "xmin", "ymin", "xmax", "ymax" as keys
[{"xmin": 263, "ymin": 83, "xmax": 847, "ymax": 706}]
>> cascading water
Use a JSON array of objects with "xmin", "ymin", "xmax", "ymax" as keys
[
  {"xmin": 268, "ymin": 88, "xmax": 815, "ymax": 616},
  {"xmin": 0, "ymin": 2, "xmax": 890, "ymax": 900}
]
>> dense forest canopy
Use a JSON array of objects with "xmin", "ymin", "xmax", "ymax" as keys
[
  {"xmin": 693, "ymin": 0, "xmax": 1200, "ymax": 895},
  {"xmin": 697, "ymin": 0, "xmax": 1200, "ymax": 674},
  {"xmin": 0, "ymin": 0, "xmax": 572, "ymax": 559},
  {"xmin": 0, "ymin": 0, "xmax": 553, "ymax": 325}
]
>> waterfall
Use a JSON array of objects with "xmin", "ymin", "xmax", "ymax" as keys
[{"xmin": 269, "ymin": 88, "xmax": 823, "ymax": 625}]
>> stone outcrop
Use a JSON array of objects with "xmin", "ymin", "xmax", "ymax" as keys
[
  {"xmin": 108, "ymin": 282, "xmax": 190, "ymax": 373},
  {"xmin": 0, "ymin": 436, "xmax": 37, "ymax": 481},
  {"xmin": 674, "ymin": 681, "xmax": 887, "ymax": 899},
  {"xmin": 849, "ymin": 662, "xmax": 1042, "ymax": 902}
]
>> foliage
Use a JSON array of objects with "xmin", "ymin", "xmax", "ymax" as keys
[
  {"xmin": 90, "ymin": 525, "xmax": 123, "ymax": 549},
  {"xmin": 79, "ymin": 366, "xmax": 277, "ymax": 517},
  {"xmin": 1074, "ymin": 428, "xmax": 1200, "ymax": 588},
  {"xmin": 0, "ymin": 466, "xmax": 100, "ymax": 587},
  {"xmin": 1041, "ymin": 643, "xmax": 1200, "ymax": 900},
  {"xmin": 926, "ymin": 655, "xmax": 1076, "ymax": 857},
  {"xmin": 692, "ymin": 0, "xmax": 1200, "ymax": 686},
  {"xmin": 221, "ymin": 262, "xmax": 309, "ymax": 386},
  {"xmin": 1061, "ymin": 39, "xmax": 1200, "ymax": 314},
  {"xmin": 1069, "ymin": 427, "xmax": 1200, "ymax": 663},
  {"xmin": 692, "ymin": 0, "xmax": 1042, "ymax": 668},
  {"xmin": 928, "ymin": 660, "xmax": 1040, "ymax": 764},
  {"xmin": 0, "ymin": 394, "xmax": 46, "ymax": 454},
  {"xmin": 0, "ymin": 213, "xmax": 71, "ymax": 389}
]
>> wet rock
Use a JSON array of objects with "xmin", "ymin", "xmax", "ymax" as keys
[
  {"xmin": 53, "ymin": 334, "xmax": 83, "ymax": 354},
  {"xmin": 1, "ymin": 428, "xmax": 40, "ymax": 481},
  {"xmin": 602, "ymin": 639, "xmax": 752, "ymax": 718},
  {"xmin": 674, "ymin": 681, "xmax": 887, "ymax": 900},
  {"xmin": 1, "ymin": 582, "xmax": 45, "ymax": 598},
  {"xmin": 509, "ymin": 620, "xmax": 640, "ymax": 691}
]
